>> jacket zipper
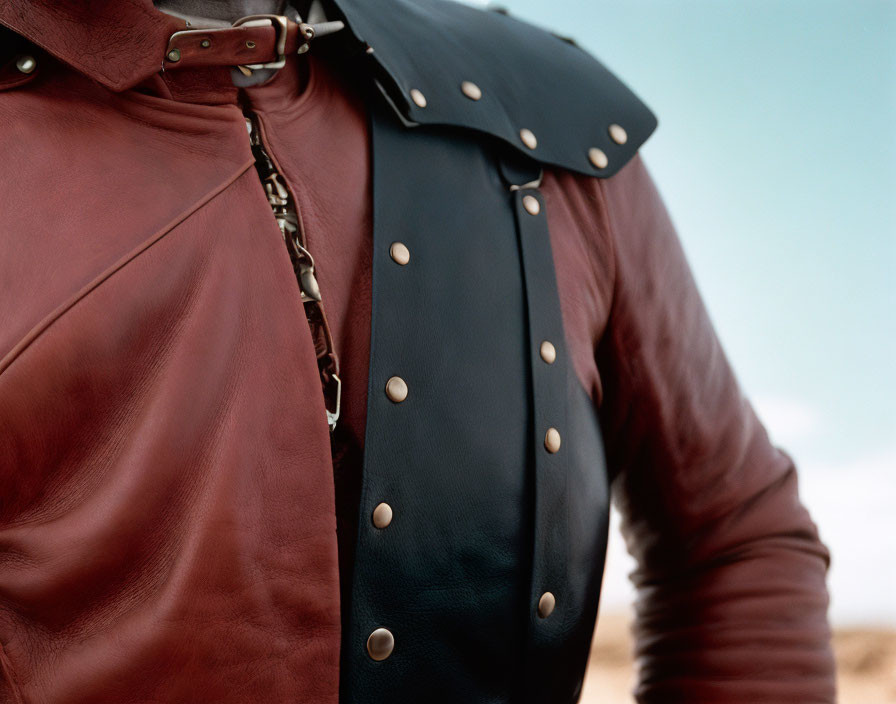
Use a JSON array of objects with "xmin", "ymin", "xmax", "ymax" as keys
[{"xmin": 245, "ymin": 111, "xmax": 342, "ymax": 432}]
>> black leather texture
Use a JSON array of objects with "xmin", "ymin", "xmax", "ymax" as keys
[
  {"xmin": 342, "ymin": 101, "xmax": 611, "ymax": 702},
  {"xmin": 328, "ymin": 0, "xmax": 658, "ymax": 178},
  {"xmin": 511, "ymin": 182, "xmax": 610, "ymax": 703}
]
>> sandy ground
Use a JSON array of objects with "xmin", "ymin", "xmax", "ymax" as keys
[{"xmin": 580, "ymin": 610, "xmax": 896, "ymax": 703}]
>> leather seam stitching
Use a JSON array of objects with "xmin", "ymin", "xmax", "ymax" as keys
[{"xmin": 0, "ymin": 159, "xmax": 255, "ymax": 379}]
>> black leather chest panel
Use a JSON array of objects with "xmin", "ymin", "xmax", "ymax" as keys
[
  {"xmin": 344, "ymin": 112, "xmax": 531, "ymax": 700},
  {"xmin": 342, "ymin": 104, "xmax": 611, "ymax": 702}
]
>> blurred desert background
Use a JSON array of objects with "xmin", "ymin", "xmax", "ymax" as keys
[{"xmin": 494, "ymin": 0, "xmax": 896, "ymax": 701}]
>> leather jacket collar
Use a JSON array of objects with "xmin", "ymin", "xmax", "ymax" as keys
[
  {"xmin": 0, "ymin": 0, "xmax": 184, "ymax": 91},
  {"xmin": 0, "ymin": 1, "xmax": 314, "ymax": 93}
]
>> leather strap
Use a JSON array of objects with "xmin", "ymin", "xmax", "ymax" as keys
[
  {"xmin": 509, "ymin": 181, "xmax": 573, "ymax": 701},
  {"xmin": 163, "ymin": 16, "xmax": 313, "ymax": 70}
]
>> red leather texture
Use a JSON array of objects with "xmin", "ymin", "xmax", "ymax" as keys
[
  {"xmin": 0, "ymin": 52, "xmax": 343, "ymax": 704},
  {"xmin": 0, "ymin": 0, "xmax": 183, "ymax": 91},
  {"xmin": 0, "ymin": 2, "xmax": 834, "ymax": 702},
  {"xmin": 545, "ymin": 165, "xmax": 836, "ymax": 701}
]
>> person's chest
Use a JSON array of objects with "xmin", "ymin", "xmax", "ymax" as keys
[{"xmin": 0, "ymin": 46, "xmax": 615, "ymax": 702}]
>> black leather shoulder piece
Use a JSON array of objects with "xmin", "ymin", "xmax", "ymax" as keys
[{"xmin": 328, "ymin": 0, "xmax": 658, "ymax": 178}]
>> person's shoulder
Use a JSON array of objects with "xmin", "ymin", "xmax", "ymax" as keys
[{"xmin": 332, "ymin": 0, "xmax": 658, "ymax": 177}]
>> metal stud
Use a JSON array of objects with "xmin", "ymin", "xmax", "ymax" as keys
[
  {"xmin": 409, "ymin": 88, "xmax": 427, "ymax": 108},
  {"xmin": 390, "ymin": 242, "xmax": 410, "ymax": 266},
  {"xmin": 366, "ymin": 628, "xmax": 395, "ymax": 661},
  {"xmin": 539, "ymin": 340, "xmax": 556, "ymax": 364},
  {"xmin": 537, "ymin": 592, "xmax": 556, "ymax": 618},
  {"xmin": 166, "ymin": 48, "xmax": 182, "ymax": 63},
  {"xmin": 519, "ymin": 128, "xmax": 537, "ymax": 150},
  {"xmin": 522, "ymin": 195, "xmax": 540, "ymax": 216},
  {"xmin": 460, "ymin": 80, "xmax": 482, "ymax": 101},
  {"xmin": 544, "ymin": 427, "xmax": 561, "ymax": 453},
  {"xmin": 15, "ymin": 55, "xmax": 36, "ymax": 74},
  {"xmin": 608, "ymin": 124, "xmax": 628, "ymax": 145},
  {"xmin": 588, "ymin": 147, "xmax": 608, "ymax": 170},
  {"xmin": 372, "ymin": 502, "xmax": 393, "ymax": 529},
  {"xmin": 246, "ymin": 40, "xmax": 256, "ymax": 49},
  {"xmin": 385, "ymin": 376, "xmax": 408, "ymax": 403},
  {"xmin": 200, "ymin": 39, "xmax": 211, "ymax": 48}
]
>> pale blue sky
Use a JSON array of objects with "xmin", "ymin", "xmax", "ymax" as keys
[{"xmin": 499, "ymin": 0, "xmax": 895, "ymax": 624}]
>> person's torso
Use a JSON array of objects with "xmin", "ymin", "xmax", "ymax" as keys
[{"xmin": 0, "ymin": 3, "xmax": 655, "ymax": 700}]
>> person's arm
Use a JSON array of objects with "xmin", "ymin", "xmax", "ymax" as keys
[{"xmin": 594, "ymin": 153, "xmax": 835, "ymax": 702}]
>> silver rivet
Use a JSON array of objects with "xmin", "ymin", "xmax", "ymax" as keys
[
  {"xmin": 522, "ymin": 195, "xmax": 540, "ymax": 216},
  {"xmin": 166, "ymin": 48, "xmax": 181, "ymax": 63},
  {"xmin": 608, "ymin": 124, "xmax": 628, "ymax": 145},
  {"xmin": 537, "ymin": 592, "xmax": 556, "ymax": 618},
  {"xmin": 390, "ymin": 242, "xmax": 410, "ymax": 265},
  {"xmin": 200, "ymin": 39, "xmax": 211, "ymax": 48},
  {"xmin": 460, "ymin": 81, "xmax": 482, "ymax": 101},
  {"xmin": 588, "ymin": 147, "xmax": 608, "ymax": 170},
  {"xmin": 409, "ymin": 88, "xmax": 427, "ymax": 108},
  {"xmin": 15, "ymin": 55, "xmax": 36, "ymax": 74},
  {"xmin": 519, "ymin": 128, "xmax": 537, "ymax": 150},
  {"xmin": 540, "ymin": 341, "xmax": 556, "ymax": 364},
  {"xmin": 544, "ymin": 427, "xmax": 561, "ymax": 453},
  {"xmin": 366, "ymin": 628, "xmax": 395, "ymax": 661},
  {"xmin": 385, "ymin": 376, "xmax": 408, "ymax": 403},
  {"xmin": 372, "ymin": 503, "xmax": 393, "ymax": 529}
]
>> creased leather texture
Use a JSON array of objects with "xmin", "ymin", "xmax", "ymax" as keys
[
  {"xmin": 0, "ymin": 0, "xmax": 834, "ymax": 702},
  {"xmin": 0, "ymin": 0, "xmax": 184, "ymax": 91},
  {"xmin": 0, "ymin": 641, "xmax": 23, "ymax": 704},
  {"xmin": 590, "ymin": 160, "xmax": 836, "ymax": 702},
  {"xmin": 0, "ymin": 58, "xmax": 343, "ymax": 704}
]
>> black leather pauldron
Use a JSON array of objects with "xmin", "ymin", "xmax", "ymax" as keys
[
  {"xmin": 329, "ymin": 0, "xmax": 657, "ymax": 178},
  {"xmin": 327, "ymin": 0, "xmax": 656, "ymax": 701}
]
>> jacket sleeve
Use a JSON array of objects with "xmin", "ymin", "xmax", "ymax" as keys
[{"xmin": 593, "ymin": 153, "xmax": 836, "ymax": 702}]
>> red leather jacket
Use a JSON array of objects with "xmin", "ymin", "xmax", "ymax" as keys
[{"xmin": 0, "ymin": 2, "xmax": 835, "ymax": 702}]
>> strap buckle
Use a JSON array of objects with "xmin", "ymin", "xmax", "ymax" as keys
[{"xmin": 232, "ymin": 14, "xmax": 290, "ymax": 70}]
